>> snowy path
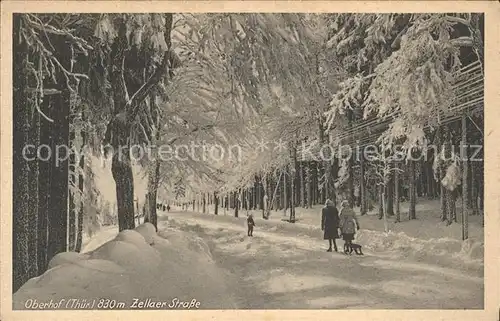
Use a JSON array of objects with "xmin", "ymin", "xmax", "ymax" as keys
[{"xmin": 162, "ymin": 211, "xmax": 483, "ymax": 309}]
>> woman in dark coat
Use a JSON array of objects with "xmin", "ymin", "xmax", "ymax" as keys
[{"xmin": 321, "ymin": 199, "xmax": 340, "ymax": 252}]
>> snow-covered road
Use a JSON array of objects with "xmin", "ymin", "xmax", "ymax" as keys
[{"xmin": 163, "ymin": 211, "xmax": 483, "ymax": 309}]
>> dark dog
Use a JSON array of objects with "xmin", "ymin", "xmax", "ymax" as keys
[{"xmin": 344, "ymin": 243, "xmax": 364, "ymax": 255}]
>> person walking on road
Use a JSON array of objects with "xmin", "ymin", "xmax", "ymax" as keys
[
  {"xmin": 339, "ymin": 200, "xmax": 360, "ymax": 253},
  {"xmin": 321, "ymin": 199, "xmax": 340, "ymax": 252},
  {"xmin": 247, "ymin": 214, "xmax": 255, "ymax": 237}
]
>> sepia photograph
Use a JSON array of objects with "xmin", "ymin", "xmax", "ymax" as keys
[{"xmin": 1, "ymin": 1, "xmax": 498, "ymax": 320}]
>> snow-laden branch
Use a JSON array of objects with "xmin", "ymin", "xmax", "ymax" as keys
[
  {"xmin": 25, "ymin": 14, "xmax": 94, "ymax": 55},
  {"xmin": 164, "ymin": 124, "xmax": 216, "ymax": 146}
]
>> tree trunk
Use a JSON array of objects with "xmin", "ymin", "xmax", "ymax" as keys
[
  {"xmin": 253, "ymin": 184, "xmax": 257, "ymax": 210},
  {"xmin": 47, "ymin": 95, "xmax": 70, "ymax": 261},
  {"xmin": 467, "ymin": 156, "xmax": 473, "ymax": 210},
  {"xmin": 290, "ymin": 164, "xmax": 296, "ymax": 223},
  {"xmin": 277, "ymin": 176, "xmax": 282, "ymax": 210},
  {"xmin": 47, "ymin": 32, "xmax": 73, "ymax": 264},
  {"xmin": 256, "ymin": 183, "xmax": 260, "ymax": 211},
  {"xmin": 347, "ymin": 110, "xmax": 355, "ymax": 208},
  {"xmin": 262, "ymin": 177, "xmax": 268, "ymax": 218},
  {"xmin": 214, "ymin": 192, "xmax": 219, "ymax": 215},
  {"xmin": 427, "ymin": 161, "xmax": 434, "ymax": 198},
  {"xmin": 386, "ymin": 172, "xmax": 394, "ymax": 216},
  {"xmin": 75, "ymin": 109, "xmax": 86, "ymax": 253},
  {"xmin": 300, "ymin": 161, "xmax": 305, "ymax": 207},
  {"xmin": 395, "ymin": 162, "xmax": 401, "ymax": 223},
  {"xmin": 318, "ymin": 117, "xmax": 327, "ymax": 204},
  {"xmin": 420, "ymin": 160, "xmax": 427, "ymax": 197},
  {"xmin": 247, "ymin": 188, "xmax": 251, "ymax": 210},
  {"xmin": 27, "ymin": 111, "xmax": 40, "ymax": 278},
  {"xmin": 234, "ymin": 190, "xmax": 239, "ymax": 217},
  {"xmin": 276, "ymin": 176, "xmax": 280, "ymax": 211},
  {"xmin": 446, "ymin": 190, "xmax": 455, "ymax": 224},
  {"xmin": 479, "ymin": 161, "xmax": 484, "ymax": 219},
  {"xmin": 386, "ymin": 169, "xmax": 394, "ymax": 216},
  {"xmin": 348, "ymin": 156, "xmax": 355, "ymax": 208},
  {"xmin": 444, "ymin": 133, "xmax": 457, "ymax": 224},
  {"xmin": 312, "ymin": 162, "xmax": 317, "ymax": 206},
  {"xmin": 409, "ymin": 158, "xmax": 417, "ymax": 220},
  {"xmin": 291, "ymin": 145, "xmax": 298, "ymax": 216},
  {"xmin": 330, "ymin": 157, "xmax": 339, "ymax": 206},
  {"xmin": 13, "ymin": 15, "xmax": 31, "ymax": 291},
  {"xmin": 136, "ymin": 200, "xmax": 140, "ymax": 225},
  {"xmin": 306, "ymin": 162, "xmax": 312, "ymax": 208},
  {"xmin": 360, "ymin": 149, "xmax": 367, "ymax": 215},
  {"xmin": 283, "ymin": 166, "xmax": 288, "ymax": 215},
  {"xmin": 256, "ymin": 179, "xmax": 261, "ymax": 210},
  {"xmin": 68, "ymin": 107, "xmax": 77, "ymax": 252},
  {"xmin": 261, "ymin": 177, "xmax": 266, "ymax": 217},
  {"xmin": 108, "ymin": 27, "xmax": 137, "ymax": 232},
  {"xmin": 382, "ymin": 191, "xmax": 388, "ymax": 233},
  {"xmin": 37, "ymin": 99, "xmax": 51, "ymax": 274},
  {"xmin": 461, "ymin": 114, "xmax": 469, "ymax": 240},
  {"xmin": 471, "ymin": 161, "xmax": 479, "ymax": 215},
  {"xmin": 112, "ymin": 153, "xmax": 136, "ymax": 231},
  {"xmin": 249, "ymin": 188, "xmax": 252, "ymax": 210},
  {"xmin": 311, "ymin": 162, "xmax": 315, "ymax": 206},
  {"xmin": 417, "ymin": 159, "xmax": 423, "ymax": 198},
  {"xmin": 437, "ymin": 128, "xmax": 448, "ymax": 222},
  {"xmin": 246, "ymin": 189, "xmax": 251, "ymax": 214},
  {"xmin": 378, "ymin": 184, "xmax": 384, "ymax": 220},
  {"xmin": 440, "ymin": 175, "xmax": 447, "ymax": 222},
  {"xmin": 294, "ymin": 160, "xmax": 300, "ymax": 208},
  {"xmin": 324, "ymin": 159, "xmax": 334, "ymax": 203}
]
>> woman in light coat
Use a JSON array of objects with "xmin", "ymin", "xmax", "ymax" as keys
[{"xmin": 339, "ymin": 200, "xmax": 360, "ymax": 252}]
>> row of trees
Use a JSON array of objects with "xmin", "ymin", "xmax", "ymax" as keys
[
  {"xmin": 13, "ymin": 14, "xmax": 92, "ymax": 292},
  {"xmin": 182, "ymin": 131, "xmax": 484, "ymax": 220},
  {"xmin": 178, "ymin": 13, "xmax": 484, "ymax": 233},
  {"xmin": 13, "ymin": 12, "xmax": 324, "ymax": 292},
  {"xmin": 12, "ymin": 13, "xmax": 238, "ymax": 292},
  {"xmin": 12, "ymin": 13, "xmax": 484, "ymax": 293}
]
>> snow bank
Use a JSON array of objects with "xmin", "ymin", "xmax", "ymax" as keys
[
  {"xmin": 13, "ymin": 222, "xmax": 237, "ymax": 309},
  {"xmin": 250, "ymin": 210, "xmax": 483, "ymax": 266},
  {"xmin": 355, "ymin": 229, "xmax": 484, "ymax": 264}
]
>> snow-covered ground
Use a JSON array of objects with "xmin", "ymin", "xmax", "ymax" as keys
[
  {"xmin": 165, "ymin": 209, "xmax": 483, "ymax": 309},
  {"xmin": 179, "ymin": 199, "xmax": 484, "ymax": 265},
  {"xmin": 197, "ymin": 199, "xmax": 484, "ymax": 242},
  {"xmin": 14, "ymin": 201, "xmax": 483, "ymax": 309},
  {"xmin": 13, "ymin": 222, "xmax": 237, "ymax": 310}
]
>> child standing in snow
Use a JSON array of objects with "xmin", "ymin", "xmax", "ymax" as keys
[
  {"xmin": 247, "ymin": 214, "xmax": 255, "ymax": 236},
  {"xmin": 339, "ymin": 200, "xmax": 360, "ymax": 253}
]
